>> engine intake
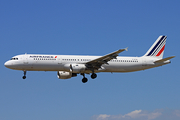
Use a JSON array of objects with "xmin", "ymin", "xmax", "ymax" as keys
[{"xmin": 57, "ymin": 71, "xmax": 77, "ymax": 79}]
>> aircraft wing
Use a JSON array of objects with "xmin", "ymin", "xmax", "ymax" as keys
[{"xmin": 85, "ymin": 48, "xmax": 128, "ymax": 70}]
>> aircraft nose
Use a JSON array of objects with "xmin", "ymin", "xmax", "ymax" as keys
[{"xmin": 4, "ymin": 61, "xmax": 11, "ymax": 68}]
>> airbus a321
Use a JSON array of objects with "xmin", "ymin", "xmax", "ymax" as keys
[{"xmin": 4, "ymin": 36, "xmax": 175, "ymax": 83}]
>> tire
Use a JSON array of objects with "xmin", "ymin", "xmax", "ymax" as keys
[
  {"xmin": 82, "ymin": 77, "xmax": 88, "ymax": 83},
  {"xmin": 22, "ymin": 76, "xmax": 26, "ymax": 79},
  {"xmin": 91, "ymin": 73, "xmax": 97, "ymax": 79}
]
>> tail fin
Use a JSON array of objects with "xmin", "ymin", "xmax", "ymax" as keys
[{"xmin": 144, "ymin": 36, "xmax": 167, "ymax": 59}]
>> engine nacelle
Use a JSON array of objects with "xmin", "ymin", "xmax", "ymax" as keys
[
  {"xmin": 57, "ymin": 71, "xmax": 77, "ymax": 79},
  {"xmin": 57, "ymin": 71, "xmax": 72, "ymax": 79},
  {"xmin": 71, "ymin": 64, "xmax": 86, "ymax": 73},
  {"xmin": 64, "ymin": 64, "xmax": 86, "ymax": 73}
]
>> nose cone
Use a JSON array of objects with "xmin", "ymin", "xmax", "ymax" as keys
[{"xmin": 4, "ymin": 61, "xmax": 12, "ymax": 68}]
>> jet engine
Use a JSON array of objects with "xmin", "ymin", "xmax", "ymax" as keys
[
  {"xmin": 64, "ymin": 64, "xmax": 86, "ymax": 73},
  {"xmin": 57, "ymin": 71, "xmax": 77, "ymax": 79}
]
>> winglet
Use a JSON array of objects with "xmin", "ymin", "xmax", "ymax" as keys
[{"xmin": 125, "ymin": 47, "xmax": 128, "ymax": 51}]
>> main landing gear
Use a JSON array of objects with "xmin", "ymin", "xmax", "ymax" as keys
[
  {"xmin": 91, "ymin": 73, "xmax": 97, "ymax": 79},
  {"xmin": 81, "ymin": 73, "xmax": 88, "ymax": 83},
  {"xmin": 82, "ymin": 77, "xmax": 88, "ymax": 83},
  {"xmin": 81, "ymin": 73, "xmax": 97, "ymax": 83},
  {"xmin": 22, "ymin": 70, "xmax": 26, "ymax": 79}
]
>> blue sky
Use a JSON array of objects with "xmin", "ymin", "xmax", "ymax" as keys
[{"xmin": 1, "ymin": 1, "xmax": 180, "ymax": 120}]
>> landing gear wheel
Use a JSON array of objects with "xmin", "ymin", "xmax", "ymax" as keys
[
  {"xmin": 22, "ymin": 70, "xmax": 27, "ymax": 79},
  {"xmin": 91, "ymin": 73, "xmax": 97, "ymax": 79},
  {"xmin": 82, "ymin": 77, "xmax": 88, "ymax": 83},
  {"xmin": 22, "ymin": 76, "xmax": 26, "ymax": 79}
]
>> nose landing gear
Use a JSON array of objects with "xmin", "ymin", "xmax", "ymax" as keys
[{"xmin": 22, "ymin": 71, "xmax": 26, "ymax": 79}]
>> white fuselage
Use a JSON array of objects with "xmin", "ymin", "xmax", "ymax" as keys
[
  {"xmin": 4, "ymin": 36, "xmax": 174, "ymax": 82},
  {"xmin": 4, "ymin": 54, "xmax": 169, "ymax": 73}
]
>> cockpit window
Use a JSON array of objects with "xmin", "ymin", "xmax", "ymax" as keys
[{"xmin": 10, "ymin": 58, "xmax": 18, "ymax": 60}]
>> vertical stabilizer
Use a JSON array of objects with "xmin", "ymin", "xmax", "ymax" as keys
[{"xmin": 144, "ymin": 36, "xmax": 167, "ymax": 59}]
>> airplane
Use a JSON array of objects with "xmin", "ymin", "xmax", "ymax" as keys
[{"xmin": 4, "ymin": 36, "xmax": 175, "ymax": 83}]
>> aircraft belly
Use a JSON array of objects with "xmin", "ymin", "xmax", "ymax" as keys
[{"xmin": 103, "ymin": 62, "xmax": 143, "ymax": 72}]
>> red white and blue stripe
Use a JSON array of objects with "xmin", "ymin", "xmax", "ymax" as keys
[{"xmin": 145, "ymin": 36, "xmax": 166, "ymax": 57}]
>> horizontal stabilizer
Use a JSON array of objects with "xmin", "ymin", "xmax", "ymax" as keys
[{"xmin": 154, "ymin": 56, "xmax": 175, "ymax": 63}]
